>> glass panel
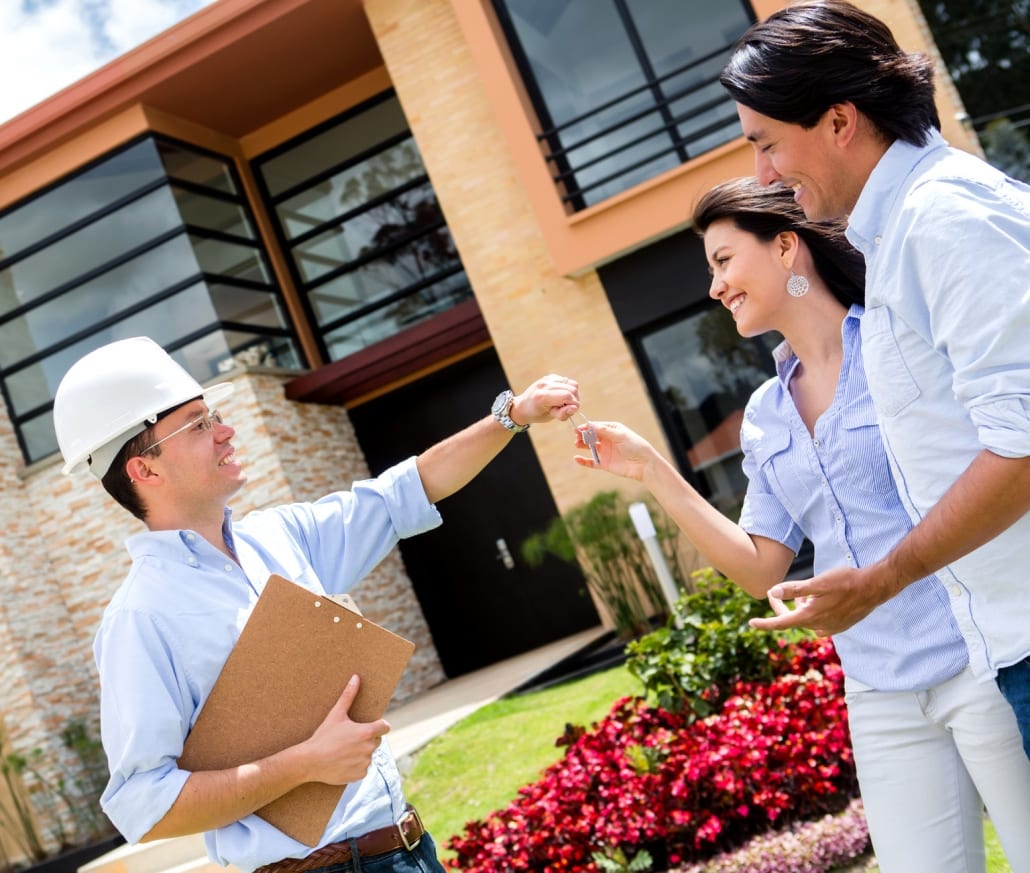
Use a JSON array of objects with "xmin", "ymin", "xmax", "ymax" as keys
[
  {"xmin": 157, "ymin": 140, "xmax": 237, "ymax": 195},
  {"xmin": 639, "ymin": 305, "xmax": 779, "ymax": 519},
  {"xmin": 173, "ymin": 187, "xmax": 255, "ymax": 238},
  {"xmin": 275, "ymin": 138, "xmax": 426, "ymax": 239},
  {"xmin": 0, "ymin": 235, "xmax": 201, "ymax": 368},
  {"xmin": 190, "ymin": 235, "xmax": 269, "ymax": 283},
  {"xmin": 498, "ymin": 0, "xmax": 751, "ymax": 207},
  {"xmin": 322, "ymin": 273, "xmax": 472, "ymax": 360},
  {"xmin": 260, "ymin": 97, "xmax": 410, "ymax": 197},
  {"xmin": 306, "ymin": 244, "xmax": 460, "ymax": 326},
  {"xmin": 0, "ymin": 186, "xmax": 182, "ymax": 307},
  {"xmin": 22, "ymin": 411, "xmax": 59, "ymax": 465},
  {"xmin": 208, "ymin": 283, "xmax": 289, "ymax": 329},
  {"xmin": 208, "ymin": 332, "xmax": 303, "ymax": 376},
  {"xmin": 5, "ymin": 283, "xmax": 219, "ymax": 416},
  {"xmin": 0, "ymin": 139, "xmax": 164, "ymax": 261},
  {"xmin": 295, "ymin": 191, "xmax": 452, "ymax": 284}
]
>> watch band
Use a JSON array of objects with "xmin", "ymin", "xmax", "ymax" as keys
[{"xmin": 492, "ymin": 389, "xmax": 529, "ymax": 433}]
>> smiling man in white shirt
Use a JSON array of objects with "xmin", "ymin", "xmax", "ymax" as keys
[
  {"xmin": 717, "ymin": 0, "xmax": 1030, "ymax": 761},
  {"xmin": 53, "ymin": 336, "xmax": 582, "ymax": 873}
]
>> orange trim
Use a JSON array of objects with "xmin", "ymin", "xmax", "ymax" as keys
[{"xmin": 448, "ymin": 0, "xmax": 759, "ymax": 277}]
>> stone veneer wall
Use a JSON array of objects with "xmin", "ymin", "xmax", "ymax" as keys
[{"xmin": 0, "ymin": 368, "xmax": 444, "ymax": 853}]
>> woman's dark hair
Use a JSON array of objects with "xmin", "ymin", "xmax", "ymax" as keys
[
  {"xmin": 720, "ymin": 0, "xmax": 939, "ymax": 146},
  {"xmin": 692, "ymin": 177, "xmax": 865, "ymax": 308}
]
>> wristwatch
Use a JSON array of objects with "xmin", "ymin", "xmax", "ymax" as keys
[{"xmin": 491, "ymin": 389, "xmax": 529, "ymax": 433}]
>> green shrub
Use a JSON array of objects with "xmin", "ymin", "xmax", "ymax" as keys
[
  {"xmin": 625, "ymin": 567, "xmax": 808, "ymax": 718},
  {"xmin": 521, "ymin": 490, "xmax": 691, "ymax": 640}
]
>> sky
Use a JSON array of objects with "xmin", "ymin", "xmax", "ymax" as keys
[{"xmin": 0, "ymin": 0, "xmax": 217, "ymax": 125}]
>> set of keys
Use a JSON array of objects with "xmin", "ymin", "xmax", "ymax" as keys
[{"xmin": 570, "ymin": 411, "xmax": 601, "ymax": 464}]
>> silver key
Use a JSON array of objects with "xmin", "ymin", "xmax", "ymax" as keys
[{"xmin": 572, "ymin": 412, "xmax": 601, "ymax": 464}]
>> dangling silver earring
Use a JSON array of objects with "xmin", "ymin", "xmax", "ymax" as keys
[{"xmin": 787, "ymin": 271, "xmax": 809, "ymax": 298}]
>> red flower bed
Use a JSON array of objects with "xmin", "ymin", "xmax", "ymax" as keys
[{"xmin": 447, "ymin": 639, "xmax": 855, "ymax": 872}]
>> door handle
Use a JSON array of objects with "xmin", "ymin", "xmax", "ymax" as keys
[{"xmin": 495, "ymin": 537, "xmax": 515, "ymax": 570}]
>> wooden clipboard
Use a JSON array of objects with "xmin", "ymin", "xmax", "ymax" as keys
[{"xmin": 178, "ymin": 574, "xmax": 415, "ymax": 846}]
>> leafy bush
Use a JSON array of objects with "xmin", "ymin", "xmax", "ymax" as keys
[
  {"xmin": 522, "ymin": 491, "xmax": 692, "ymax": 640},
  {"xmin": 447, "ymin": 638, "xmax": 856, "ymax": 872},
  {"xmin": 625, "ymin": 569, "xmax": 807, "ymax": 718}
]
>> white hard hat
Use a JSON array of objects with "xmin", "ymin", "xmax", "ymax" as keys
[{"xmin": 54, "ymin": 337, "xmax": 234, "ymax": 478}]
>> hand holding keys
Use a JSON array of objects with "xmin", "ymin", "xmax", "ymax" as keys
[{"xmin": 571, "ymin": 411, "xmax": 600, "ymax": 464}]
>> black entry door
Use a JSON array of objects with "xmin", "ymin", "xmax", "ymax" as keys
[{"xmin": 347, "ymin": 349, "xmax": 599, "ymax": 677}]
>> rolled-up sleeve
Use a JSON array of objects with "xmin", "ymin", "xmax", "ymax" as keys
[
  {"xmin": 96, "ymin": 609, "xmax": 193, "ymax": 843},
  {"xmin": 905, "ymin": 179, "xmax": 1030, "ymax": 459}
]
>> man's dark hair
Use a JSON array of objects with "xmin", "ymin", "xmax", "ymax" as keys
[
  {"xmin": 720, "ymin": 0, "xmax": 940, "ymax": 146},
  {"xmin": 102, "ymin": 431, "xmax": 158, "ymax": 522},
  {"xmin": 693, "ymin": 177, "xmax": 866, "ymax": 309},
  {"xmin": 100, "ymin": 402, "xmax": 188, "ymax": 522}
]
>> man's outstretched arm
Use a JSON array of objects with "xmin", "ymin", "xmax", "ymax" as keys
[
  {"xmin": 750, "ymin": 450, "xmax": 1030, "ymax": 635},
  {"xmin": 415, "ymin": 374, "xmax": 580, "ymax": 505}
]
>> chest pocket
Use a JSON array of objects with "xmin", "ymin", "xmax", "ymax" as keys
[
  {"xmin": 839, "ymin": 405, "xmax": 898, "ymax": 497},
  {"xmin": 861, "ymin": 306, "xmax": 921, "ymax": 418},
  {"xmin": 745, "ymin": 423, "xmax": 804, "ymax": 520}
]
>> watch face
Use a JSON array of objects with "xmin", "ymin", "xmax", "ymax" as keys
[{"xmin": 492, "ymin": 391, "xmax": 511, "ymax": 417}]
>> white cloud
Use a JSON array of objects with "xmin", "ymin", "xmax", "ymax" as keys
[{"xmin": 0, "ymin": 0, "xmax": 216, "ymax": 125}]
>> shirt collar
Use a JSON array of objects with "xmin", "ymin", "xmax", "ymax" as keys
[{"xmin": 847, "ymin": 129, "xmax": 948, "ymax": 254}]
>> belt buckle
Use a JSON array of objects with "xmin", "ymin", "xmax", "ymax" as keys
[{"xmin": 398, "ymin": 806, "xmax": 423, "ymax": 851}]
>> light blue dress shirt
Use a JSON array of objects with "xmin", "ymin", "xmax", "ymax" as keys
[
  {"xmin": 847, "ymin": 130, "xmax": 1030, "ymax": 681},
  {"xmin": 739, "ymin": 307, "xmax": 967, "ymax": 691},
  {"xmin": 94, "ymin": 457, "xmax": 442, "ymax": 872}
]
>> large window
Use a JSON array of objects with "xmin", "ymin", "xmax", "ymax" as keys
[
  {"xmin": 0, "ymin": 136, "xmax": 302, "ymax": 465},
  {"xmin": 493, "ymin": 0, "xmax": 754, "ymax": 210},
  {"xmin": 252, "ymin": 92, "xmax": 472, "ymax": 363},
  {"xmin": 638, "ymin": 306, "xmax": 778, "ymax": 520}
]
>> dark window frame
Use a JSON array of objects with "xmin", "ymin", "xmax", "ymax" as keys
[
  {"xmin": 0, "ymin": 132, "xmax": 301, "ymax": 465},
  {"xmin": 251, "ymin": 89, "xmax": 473, "ymax": 365},
  {"xmin": 492, "ymin": 0, "xmax": 756, "ymax": 211}
]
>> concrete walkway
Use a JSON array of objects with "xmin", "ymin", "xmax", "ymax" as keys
[{"xmin": 386, "ymin": 625, "xmax": 607, "ymax": 758}]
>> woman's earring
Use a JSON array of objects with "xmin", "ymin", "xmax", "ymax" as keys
[{"xmin": 787, "ymin": 271, "xmax": 809, "ymax": 298}]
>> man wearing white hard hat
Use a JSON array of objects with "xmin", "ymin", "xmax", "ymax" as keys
[{"xmin": 54, "ymin": 336, "xmax": 583, "ymax": 873}]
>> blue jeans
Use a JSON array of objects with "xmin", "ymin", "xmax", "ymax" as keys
[
  {"xmin": 313, "ymin": 833, "xmax": 445, "ymax": 873},
  {"xmin": 997, "ymin": 656, "xmax": 1030, "ymax": 761}
]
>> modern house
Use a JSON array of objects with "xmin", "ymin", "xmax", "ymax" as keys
[{"xmin": 0, "ymin": 0, "xmax": 978, "ymax": 857}]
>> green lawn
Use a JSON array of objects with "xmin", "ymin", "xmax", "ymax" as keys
[
  {"xmin": 402, "ymin": 664, "xmax": 640, "ymax": 859},
  {"xmin": 401, "ymin": 664, "xmax": 1013, "ymax": 871}
]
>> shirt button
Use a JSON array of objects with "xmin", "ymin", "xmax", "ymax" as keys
[
  {"xmin": 950, "ymin": 585, "xmax": 962, "ymax": 597},
  {"xmin": 846, "ymin": 553, "xmax": 853, "ymax": 562},
  {"xmin": 813, "ymin": 438, "xmax": 821, "ymax": 447},
  {"xmin": 185, "ymin": 533, "xmax": 195, "ymax": 541},
  {"xmin": 874, "ymin": 235, "xmax": 882, "ymax": 245},
  {"xmin": 188, "ymin": 558, "xmax": 198, "ymax": 567},
  {"xmin": 224, "ymin": 563, "xmax": 233, "ymax": 573}
]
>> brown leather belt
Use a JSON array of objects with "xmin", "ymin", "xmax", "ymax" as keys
[{"xmin": 254, "ymin": 806, "xmax": 424, "ymax": 873}]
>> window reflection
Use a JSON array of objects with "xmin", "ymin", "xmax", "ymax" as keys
[
  {"xmin": 494, "ymin": 0, "xmax": 751, "ymax": 208},
  {"xmin": 0, "ymin": 135, "xmax": 301, "ymax": 465},
  {"xmin": 254, "ymin": 93, "xmax": 469, "ymax": 363},
  {"xmin": 640, "ymin": 306, "xmax": 779, "ymax": 519}
]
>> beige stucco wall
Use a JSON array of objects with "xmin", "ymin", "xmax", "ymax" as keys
[{"xmin": 363, "ymin": 0, "xmax": 675, "ymax": 518}]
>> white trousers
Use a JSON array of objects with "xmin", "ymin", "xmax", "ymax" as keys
[{"xmin": 845, "ymin": 666, "xmax": 1030, "ymax": 873}]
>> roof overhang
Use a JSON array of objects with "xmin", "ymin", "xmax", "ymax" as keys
[{"xmin": 0, "ymin": 0, "xmax": 380, "ymax": 178}]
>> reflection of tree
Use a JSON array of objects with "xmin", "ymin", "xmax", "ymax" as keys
[
  {"xmin": 340, "ymin": 139, "xmax": 462, "ymax": 326},
  {"xmin": 696, "ymin": 306, "xmax": 774, "ymax": 399},
  {"xmin": 916, "ymin": 0, "xmax": 1029, "ymax": 180}
]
